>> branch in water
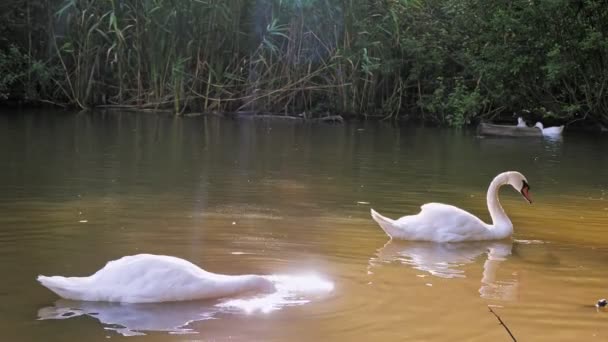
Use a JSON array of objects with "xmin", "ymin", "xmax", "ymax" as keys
[{"xmin": 488, "ymin": 306, "xmax": 517, "ymax": 342}]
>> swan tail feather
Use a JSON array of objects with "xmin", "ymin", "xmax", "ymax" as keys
[
  {"xmin": 37, "ymin": 275, "xmax": 87, "ymax": 300},
  {"xmin": 370, "ymin": 209, "xmax": 399, "ymax": 239}
]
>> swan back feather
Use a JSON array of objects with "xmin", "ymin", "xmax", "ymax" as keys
[
  {"xmin": 38, "ymin": 254, "xmax": 275, "ymax": 303},
  {"xmin": 372, "ymin": 205, "xmax": 497, "ymax": 242}
]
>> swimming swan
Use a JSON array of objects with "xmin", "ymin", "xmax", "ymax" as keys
[
  {"xmin": 370, "ymin": 171, "xmax": 532, "ymax": 242},
  {"xmin": 38, "ymin": 254, "xmax": 276, "ymax": 303},
  {"xmin": 534, "ymin": 122, "xmax": 564, "ymax": 136}
]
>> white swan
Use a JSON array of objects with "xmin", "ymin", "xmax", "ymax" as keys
[
  {"xmin": 370, "ymin": 171, "xmax": 532, "ymax": 242},
  {"xmin": 38, "ymin": 254, "xmax": 276, "ymax": 303},
  {"xmin": 534, "ymin": 122, "xmax": 564, "ymax": 136},
  {"xmin": 516, "ymin": 117, "xmax": 527, "ymax": 127}
]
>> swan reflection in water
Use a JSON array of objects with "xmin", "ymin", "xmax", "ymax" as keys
[
  {"xmin": 38, "ymin": 300, "xmax": 216, "ymax": 336},
  {"xmin": 369, "ymin": 240, "xmax": 518, "ymax": 300},
  {"xmin": 37, "ymin": 274, "xmax": 334, "ymax": 336}
]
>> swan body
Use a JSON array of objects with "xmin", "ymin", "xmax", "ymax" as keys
[
  {"xmin": 38, "ymin": 254, "xmax": 275, "ymax": 303},
  {"xmin": 534, "ymin": 122, "xmax": 564, "ymax": 136},
  {"xmin": 370, "ymin": 171, "xmax": 532, "ymax": 242},
  {"xmin": 516, "ymin": 117, "xmax": 527, "ymax": 127}
]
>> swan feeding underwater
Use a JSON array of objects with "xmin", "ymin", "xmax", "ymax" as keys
[
  {"xmin": 370, "ymin": 171, "xmax": 532, "ymax": 242},
  {"xmin": 38, "ymin": 273, "xmax": 335, "ymax": 336},
  {"xmin": 38, "ymin": 254, "xmax": 276, "ymax": 303}
]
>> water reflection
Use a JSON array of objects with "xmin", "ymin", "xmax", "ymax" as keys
[
  {"xmin": 38, "ymin": 300, "xmax": 215, "ymax": 336},
  {"xmin": 542, "ymin": 134, "xmax": 564, "ymax": 143},
  {"xmin": 542, "ymin": 134, "xmax": 564, "ymax": 160},
  {"xmin": 37, "ymin": 274, "xmax": 334, "ymax": 336},
  {"xmin": 369, "ymin": 240, "xmax": 517, "ymax": 300}
]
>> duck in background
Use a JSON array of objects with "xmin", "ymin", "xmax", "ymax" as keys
[
  {"xmin": 534, "ymin": 122, "xmax": 564, "ymax": 136},
  {"xmin": 516, "ymin": 117, "xmax": 528, "ymax": 127}
]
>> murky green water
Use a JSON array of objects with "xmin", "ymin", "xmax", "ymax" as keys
[{"xmin": 1, "ymin": 110, "xmax": 608, "ymax": 341}]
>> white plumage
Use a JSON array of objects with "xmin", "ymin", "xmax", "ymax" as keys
[
  {"xmin": 370, "ymin": 171, "xmax": 532, "ymax": 242},
  {"xmin": 534, "ymin": 122, "xmax": 564, "ymax": 136},
  {"xmin": 38, "ymin": 254, "xmax": 275, "ymax": 303},
  {"xmin": 516, "ymin": 117, "xmax": 527, "ymax": 127}
]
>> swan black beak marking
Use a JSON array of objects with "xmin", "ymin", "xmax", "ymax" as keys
[{"xmin": 521, "ymin": 181, "xmax": 532, "ymax": 204}]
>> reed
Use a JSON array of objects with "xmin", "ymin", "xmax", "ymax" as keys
[{"xmin": 2, "ymin": 0, "xmax": 607, "ymax": 127}]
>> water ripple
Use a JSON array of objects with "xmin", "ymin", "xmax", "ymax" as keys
[{"xmin": 38, "ymin": 274, "xmax": 334, "ymax": 336}]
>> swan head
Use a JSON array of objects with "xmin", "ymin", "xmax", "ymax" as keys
[
  {"xmin": 517, "ymin": 117, "xmax": 524, "ymax": 125},
  {"xmin": 505, "ymin": 171, "xmax": 532, "ymax": 204},
  {"xmin": 597, "ymin": 299, "xmax": 608, "ymax": 308},
  {"xmin": 534, "ymin": 122, "xmax": 544, "ymax": 129}
]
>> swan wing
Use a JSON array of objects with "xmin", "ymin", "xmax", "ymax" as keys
[
  {"xmin": 39, "ymin": 254, "xmax": 275, "ymax": 303},
  {"xmin": 40, "ymin": 255, "xmax": 223, "ymax": 303},
  {"xmin": 93, "ymin": 255, "xmax": 214, "ymax": 302},
  {"xmin": 393, "ymin": 203, "xmax": 491, "ymax": 242}
]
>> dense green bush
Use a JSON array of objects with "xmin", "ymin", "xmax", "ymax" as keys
[
  {"xmin": 0, "ymin": 45, "xmax": 58, "ymax": 101},
  {"xmin": 1, "ymin": 0, "xmax": 607, "ymax": 126}
]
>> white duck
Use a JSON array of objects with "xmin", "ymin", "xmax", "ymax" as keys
[
  {"xmin": 38, "ymin": 254, "xmax": 276, "ymax": 303},
  {"xmin": 370, "ymin": 171, "xmax": 532, "ymax": 242},
  {"xmin": 534, "ymin": 122, "xmax": 564, "ymax": 136},
  {"xmin": 516, "ymin": 117, "xmax": 527, "ymax": 127}
]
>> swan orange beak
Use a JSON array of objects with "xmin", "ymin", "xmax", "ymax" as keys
[{"xmin": 521, "ymin": 182, "xmax": 532, "ymax": 204}]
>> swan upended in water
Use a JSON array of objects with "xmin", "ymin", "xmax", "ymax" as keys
[
  {"xmin": 38, "ymin": 272, "xmax": 335, "ymax": 336},
  {"xmin": 38, "ymin": 254, "xmax": 276, "ymax": 303},
  {"xmin": 370, "ymin": 171, "xmax": 532, "ymax": 242}
]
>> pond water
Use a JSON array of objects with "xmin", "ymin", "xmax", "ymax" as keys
[{"xmin": 1, "ymin": 110, "xmax": 608, "ymax": 341}]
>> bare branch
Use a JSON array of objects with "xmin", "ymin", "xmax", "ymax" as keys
[{"xmin": 488, "ymin": 306, "xmax": 517, "ymax": 342}]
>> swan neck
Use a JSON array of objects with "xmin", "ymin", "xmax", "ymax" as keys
[{"xmin": 486, "ymin": 175, "xmax": 512, "ymax": 235}]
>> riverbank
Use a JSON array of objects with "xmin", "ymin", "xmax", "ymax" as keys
[
  {"xmin": 3, "ymin": 0, "xmax": 608, "ymax": 127},
  {"xmin": 3, "ymin": 106, "xmax": 607, "ymax": 134}
]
